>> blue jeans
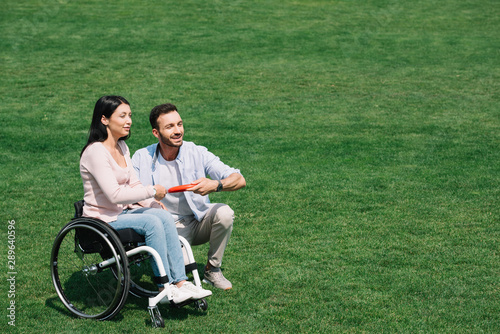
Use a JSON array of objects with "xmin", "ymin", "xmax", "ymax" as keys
[{"xmin": 109, "ymin": 207, "xmax": 188, "ymax": 285}]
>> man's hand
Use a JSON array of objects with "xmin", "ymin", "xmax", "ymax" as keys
[
  {"xmin": 188, "ymin": 173, "xmax": 246, "ymax": 196},
  {"xmin": 188, "ymin": 178, "xmax": 219, "ymax": 196}
]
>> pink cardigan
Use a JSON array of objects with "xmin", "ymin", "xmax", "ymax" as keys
[{"xmin": 80, "ymin": 141, "xmax": 158, "ymax": 222}]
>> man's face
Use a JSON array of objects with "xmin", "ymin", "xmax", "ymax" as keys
[{"xmin": 153, "ymin": 111, "xmax": 184, "ymax": 147}]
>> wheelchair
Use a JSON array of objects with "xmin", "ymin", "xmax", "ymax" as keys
[{"xmin": 50, "ymin": 201, "xmax": 208, "ymax": 328}]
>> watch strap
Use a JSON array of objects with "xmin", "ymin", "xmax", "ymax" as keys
[{"xmin": 216, "ymin": 180, "xmax": 223, "ymax": 192}]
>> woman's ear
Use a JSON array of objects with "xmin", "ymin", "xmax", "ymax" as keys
[{"xmin": 101, "ymin": 115, "xmax": 109, "ymax": 126}]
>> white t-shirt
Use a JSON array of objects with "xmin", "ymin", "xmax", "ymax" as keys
[{"xmin": 157, "ymin": 154, "xmax": 192, "ymax": 221}]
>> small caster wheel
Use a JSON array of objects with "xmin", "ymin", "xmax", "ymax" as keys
[
  {"xmin": 149, "ymin": 306, "xmax": 165, "ymax": 328},
  {"xmin": 154, "ymin": 316, "xmax": 165, "ymax": 328},
  {"xmin": 194, "ymin": 298, "xmax": 208, "ymax": 311}
]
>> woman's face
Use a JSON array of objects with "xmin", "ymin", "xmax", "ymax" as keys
[{"xmin": 102, "ymin": 103, "xmax": 132, "ymax": 139}]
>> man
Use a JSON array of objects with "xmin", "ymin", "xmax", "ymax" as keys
[{"xmin": 132, "ymin": 103, "xmax": 246, "ymax": 290}]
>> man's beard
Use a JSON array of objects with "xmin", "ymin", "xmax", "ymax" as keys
[{"xmin": 159, "ymin": 132, "xmax": 183, "ymax": 147}]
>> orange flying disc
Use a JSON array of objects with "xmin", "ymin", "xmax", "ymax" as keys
[{"xmin": 168, "ymin": 183, "xmax": 196, "ymax": 193}]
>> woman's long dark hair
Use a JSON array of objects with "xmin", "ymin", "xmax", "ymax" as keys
[{"xmin": 80, "ymin": 95, "xmax": 130, "ymax": 157}]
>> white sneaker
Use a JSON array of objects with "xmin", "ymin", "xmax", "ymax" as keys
[
  {"xmin": 178, "ymin": 281, "xmax": 212, "ymax": 299},
  {"xmin": 168, "ymin": 284, "xmax": 192, "ymax": 304}
]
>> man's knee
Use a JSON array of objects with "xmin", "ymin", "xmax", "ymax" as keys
[{"xmin": 215, "ymin": 205, "xmax": 234, "ymax": 230}]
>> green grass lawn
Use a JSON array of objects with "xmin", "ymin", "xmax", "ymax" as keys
[{"xmin": 1, "ymin": 0, "xmax": 499, "ymax": 332}]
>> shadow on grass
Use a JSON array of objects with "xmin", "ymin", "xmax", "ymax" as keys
[
  {"xmin": 47, "ymin": 254, "xmax": 211, "ymax": 326},
  {"xmin": 47, "ymin": 283, "xmax": 210, "ymax": 326},
  {"xmin": 45, "ymin": 296, "xmax": 125, "ymax": 323},
  {"xmin": 126, "ymin": 294, "xmax": 209, "ymax": 327}
]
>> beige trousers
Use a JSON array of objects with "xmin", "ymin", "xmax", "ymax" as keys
[{"xmin": 175, "ymin": 204, "xmax": 234, "ymax": 268}]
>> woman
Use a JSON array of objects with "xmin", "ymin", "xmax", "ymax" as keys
[{"xmin": 80, "ymin": 95, "xmax": 211, "ymax": 303}]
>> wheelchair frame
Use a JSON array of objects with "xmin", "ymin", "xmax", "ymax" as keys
[{"xmin": 50, "ymin": 201, "xmax": 208, "ymax": 328}]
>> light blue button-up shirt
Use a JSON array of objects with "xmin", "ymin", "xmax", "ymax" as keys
[{"xmin": 132, "ymin": 141, "xmax": 241, "ymax": 221}]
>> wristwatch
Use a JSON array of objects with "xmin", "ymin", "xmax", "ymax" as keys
[{"xmin": 216, "ymin": 180, "xmax": 223, "ymax": 192}]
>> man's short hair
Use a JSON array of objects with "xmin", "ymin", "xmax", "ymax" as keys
[{"xmin": 150, "ymin": 103, "xmax": 177, "ymax": 130}]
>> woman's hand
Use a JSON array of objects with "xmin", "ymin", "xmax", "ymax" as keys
[{"xmin": 153, "ymin": 185, "xmax": 167, "ymax": 201}]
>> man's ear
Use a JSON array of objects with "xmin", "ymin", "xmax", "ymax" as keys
[{"xmin": 152, "ymin": 128, "xmax": 160, "ymax": 140}]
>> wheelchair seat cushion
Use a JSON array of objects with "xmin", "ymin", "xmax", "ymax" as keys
[
  {"xmin": 73, "ymin": 201, "xmax": 145, "ymax": 245},
  {"xmin": 116, "ymin": 228, "xmax": 145, "ymax": 244}
]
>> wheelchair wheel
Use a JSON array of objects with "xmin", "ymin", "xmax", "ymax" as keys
[
  {"xmin": 50, "ymin": 218, "xmax": 130, "ymax": 320},
  {"xmin": 128, "ymin": 256, "xmax": 158, "ymax": 298}
]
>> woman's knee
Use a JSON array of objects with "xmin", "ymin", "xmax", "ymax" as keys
[
  {"xmin": 145, "ymin": 209, "xmax": 178, "ymax": 235},
  {"xmin": 143, "ymin": 217, "xmax": 167, "ymax": 236},
  {"xmin": 146, "ymin": 208, "xmax": 175, "ymax": 224}
]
